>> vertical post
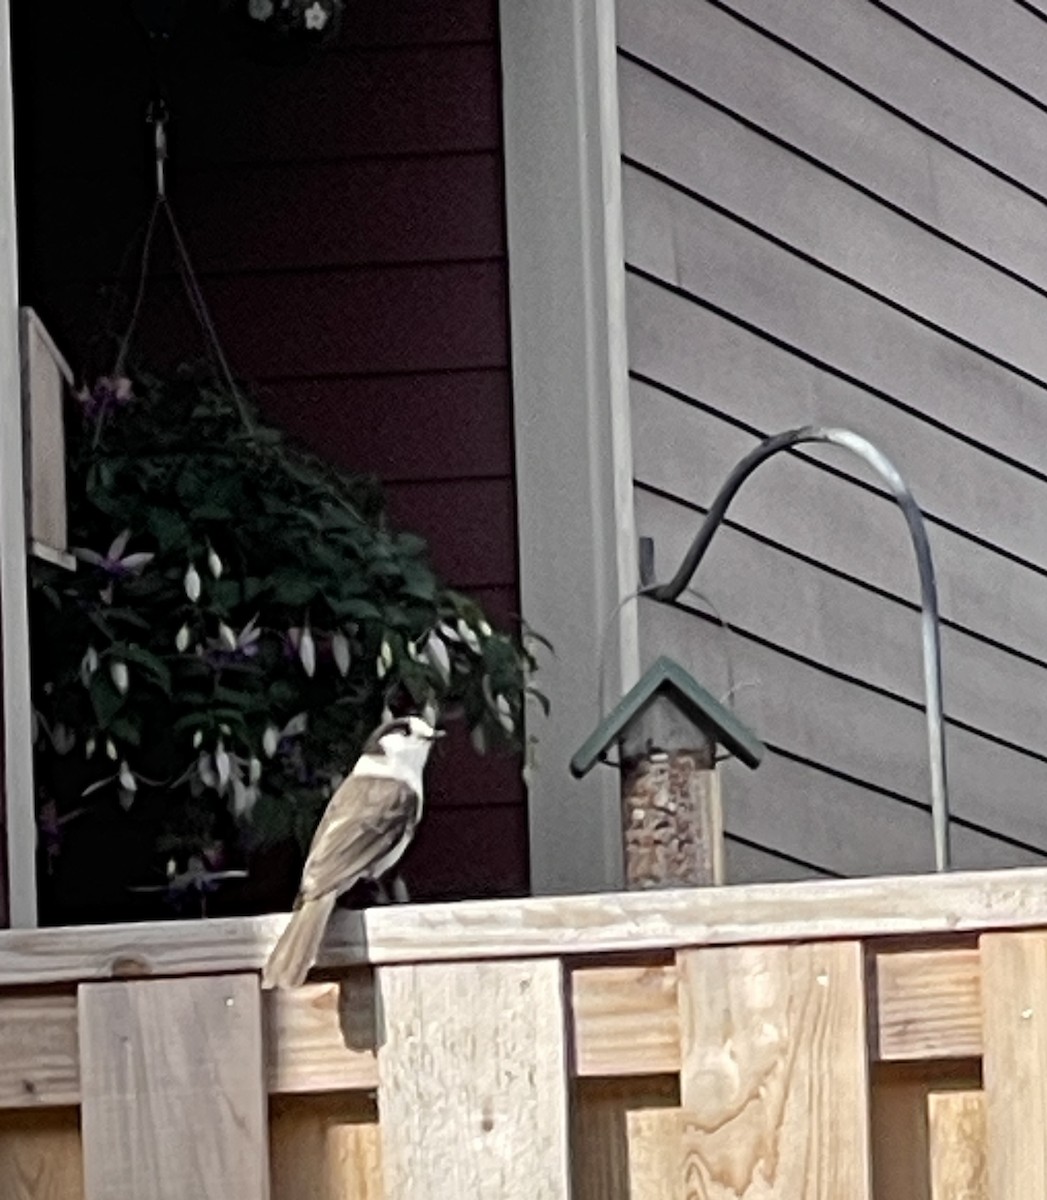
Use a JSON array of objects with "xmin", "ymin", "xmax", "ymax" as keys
[
  {"xmin": 981, "ymin": 932, "xmax": 1047, "ymax": 1196},
  {"xmin": 377, "ymin": 959, "xmax": 572, "ymax": 1198},
  {"xmin": 78, "ymin": 975, "xmax": 270, "ymax": 1200},
  {"xmin": 927, "ymin": 1091, "xmax": 987, "ymax": 1200},
  {"xmin": 0, "ymin": 0, "xmax": 37, "ymax": 928},
  {"xmin": 675, "ymin": 942, "xmax": 873, "ymax": 1197}
]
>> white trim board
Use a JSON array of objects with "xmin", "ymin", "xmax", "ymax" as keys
[
  {"xmin": 0, "ymin": 0, "xmax": 37, "ymax": 927},
  {"xmin": 499, "ymin": 0, "xmax": 638, "ymax": 894}
]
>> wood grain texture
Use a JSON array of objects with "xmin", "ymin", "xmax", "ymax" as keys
[
  {"xmin": 980, "ymin": 932, "xmax": 1047, "ymax": 1196},
  {"xmin": 625, "ymin": 1109, "xmax": 685, "ymax": 1200},
  {"xmin": 572, "ymin": 964, "xmax": 679, "ymax": 1077},
  {"xmin": 571, "ymin": 1076, "xmax": 679, "ymax": 1200},
  {"xmin": 676, "ymin": 942, "xmax": 872, "ymax": 1198},
  {"xmin": 10, "ymin": 868, "xmax": 1047, "ymax": 983},
  {"xmin": 927, "ymin": 1090, "xmax": 987, "ymax": 1200},
  {"xmin": 78, "ymin": 975, "xmax": 269, "ymax": 1200},
  {"xmin": 266, "ymin": 976, "xmax": 377, "ymax": 1094},
  {"xmin": 270, "ymin": 1094, "xmax": 382, "ymax": 1200},
  {"xmin": 0, "ymin": 993, "xmax": 78, "ymax": 1108},
  {"xmin": 874, "ymin": 948, "xmax": 982, "ymax": 1062},
  {"xmin": 0, "ymin": 1109, "xmax": 83, "ymax": 1200},
  {"xmin": 376, "ymin": 958, "xmax": 571, "ymax": 1198}
]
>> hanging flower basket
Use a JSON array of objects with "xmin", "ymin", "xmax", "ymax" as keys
[{"xmin": 223, "ymin": 0, "xmax": 345, "ymax": 46}]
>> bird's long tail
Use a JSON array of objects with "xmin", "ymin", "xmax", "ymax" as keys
[{"xmin": 261, "ymin": 892, "xmax": 338, "ymax": 989}]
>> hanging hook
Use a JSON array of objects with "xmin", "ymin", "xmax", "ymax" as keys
[
  {"xmin": 649, "ymin": 426, "xmax": 952, "ymax": 873},
  {"xmin": 146, "ymin": 98, "xmax": 169, "ymax": 201}
]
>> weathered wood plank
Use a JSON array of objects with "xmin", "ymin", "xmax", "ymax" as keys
[
  {"xmin": 625, "ymin": 1109, "xmax": 685, "ymax": 1200},
  {"xmin": 270, "ymin": 1095, "xmax": 382, "ymax": 1200},
  {"xmin": 618, "ymin": 0, "xmax": 1047, "ymax": 293},
  {"xmin": 376, "ymin": 958, "xmax": 571, "ymax": 1198},
  {"xmin": 571, "ymin": 1077, "xmax": 680, "ymax": 1200},
  {"xmin": 723, "ymin": 0, "xmax": 1047, "ymax": 198},
  {"xmin": 9, "ymin": 871, "xmax": 1047, "ymax": 984},
  {"xmin": 78, "ymin": 975, "xmax": 269, "ymax": 1200},
  {"xmin": 675, "ymin": 942, "xmax": 872, "ymax": 1197},
  {"xmin": 265, "ymin": 977, "xmax": 378, "ymax": 1095},
  {"xmin": 619, "ymin": 57, "xmax": 1047, "ymax": 382},
  {"xmin": 0, "ymin": 993, "xmax": 79, "ymax": 1108},
  {"xmin": 572, "ymin": 964, "xmax": 678, "ymax": 1076},
  {"xmin": 20, "ymin": 309, "xmax": 71, "ymax": 565},
  {"xmin": 0, "ymin": 1109, "xmax": 83, "ymax": 1200},
  {"xmin": 927, "ymin": 1090, "xmax": 987, "ymax": 1200},
  {"xmin": 874, "ymin": 949, "xmax": 983, "ymax": 1062},
  {"xmin": 981, "ymin": 932, "xmax": 1047, "ymax": 1195}
]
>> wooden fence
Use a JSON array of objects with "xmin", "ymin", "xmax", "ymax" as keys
[{"xmin": 2, "ymin": 865, "xmax": 1047, "ymax": 1197}]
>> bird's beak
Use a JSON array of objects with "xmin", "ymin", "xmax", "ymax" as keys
[{"xmin": 431, "ymin": 729, "xmax": 447, "ymax": 740}]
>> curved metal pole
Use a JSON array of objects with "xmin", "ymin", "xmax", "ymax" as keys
[{"xmin": 650, "ymin": 426, "xmax": 951, "ymax": 872}]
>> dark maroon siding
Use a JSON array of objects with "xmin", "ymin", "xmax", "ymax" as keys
[{"xmin": 11, "ymin": 0, "xmax": 527, "ymax": 903}]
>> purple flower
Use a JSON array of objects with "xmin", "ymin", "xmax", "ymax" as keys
[
  {"xmin": 73, "ymin": 530, "xmax": 154, "ymax": 577},
  {"xmin": 76, "ymin": 376, "xmax": 134, "ymax": 422}
]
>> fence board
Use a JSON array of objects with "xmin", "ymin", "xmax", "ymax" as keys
[
  {"xmin": 0, "ymin": 993, "xmax": 78, "ymax": 1108},
  {"xmin": 78, "ymin": 975, "xmax": 269, "ymax": 1200},
  {"xmin": 572, "ymin": 964, "xmax": 678, "ymax": 1076},
  {"xmin": 270, "ymin": 1095, "xmax": 381, "ymax": 1200},
  {"xmin": 873, "ymin": 948, "xmax": 983, "ymax": 1062},
  {"xmin": 981, "ymin": 932, "xmax": 1047, "ymax": 1196},
  {"xmin": 571, "ymin": 1076, "xmax": 680, "ymax": 1200},
  {"xmin": 927, "ymin": 1090, "xmax": 987, "ymax": 1200},
  {"xmin": 0, "ymin": 1109, "xmax": 82, "ymax": 1200},
  {"xmin": 376, "ymin": 958, "xmax": 571, "ymax": 1198},
  {"xmin": 676, "ymin": 941, "xmax": 872, "ymax": 1197}
]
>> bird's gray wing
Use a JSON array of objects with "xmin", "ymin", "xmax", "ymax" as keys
[{"xmin": 298, "ymin": 775, "xmax": 418, "ymax": 901}]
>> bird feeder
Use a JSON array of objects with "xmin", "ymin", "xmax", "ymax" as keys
[{"xmin": 571, "ymin": 656, "xmax": 764, "ymax": 890}]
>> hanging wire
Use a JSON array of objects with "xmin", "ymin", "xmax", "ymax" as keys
[
  {"xmin": 593, "ymin": 578, "xmax": 749, "ymax": 767},
  {"xmin": 108, "ymin": 97, "xmax": 254, "ymax": 435}
]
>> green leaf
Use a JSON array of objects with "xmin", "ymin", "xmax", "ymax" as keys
[{"xmin": 89, "ymin": 674, "xmax": 124, "ymax": 728}]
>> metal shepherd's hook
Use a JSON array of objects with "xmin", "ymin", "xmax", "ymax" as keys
[{"xmin": 648, "ymin": 426, "xmax": 951, "ymax": 872}]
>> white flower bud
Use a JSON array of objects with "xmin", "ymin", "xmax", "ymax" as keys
[
  {"xmin": 263, "ymin": 725, "xmax": 279, "ymax": 758},
  {"xmin": 331, "ymin": 631, "xmax": 351, "ymax": 676},
  {"xmin": 298, "ymin": 623, "xmax": 316, "ymax": 678},
  {"xmin": 192, "ymin": 729, "xmax": 203, "ymax": 749},
  {"xmin": 457, "ymin": 619, "xmax": 481, "ymax": 654},
  {"xmin": 106, "ymin": 738, "xmax": 118, "ymax": 761},
  {"xmin": 85, "ymin": 736, "xmax": 96, "ymax": 759},
  {"xmin": 110, "ymin": 660, "xmax": 129, "ymax": 695},
  {"xmin": 184, "ymin": 563, "xmax": 202, "ymax": 602},
  {"xmin": 118, "ymin": 761, "xmax": 137, "ymax": 792},
  {"xmin": 215, "ymin": 741, "xmax": 231, "ymax": 790},
  {"xmin": 478, "ymin": 619, "xmax": 493, "ymax": 638},
  {"xmin": 425, "ymin": 631, "xmax": 451, "ymax": 684},
  {"xmin": 249, "ymin": 756, "xmax": 262, "ymax": 784},
  {"xmin": 219, "ymin": 622, "xmax": 237, "ymax": 651},
  {"xmin": 80, "ymin": 646, "xmax": 100, "ymax": 686},
  {"xmin": 175, "ymin": 624, "xmax": 191, "ymax": 653},
  {"xmin": 207, "ymin": 547, "xmax": 223, "ymax": 579},
  {"xmin": 119, "ymin": 789, "xmax": 136, "ymax": 811}
]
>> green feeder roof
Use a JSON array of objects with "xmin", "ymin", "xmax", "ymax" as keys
[{"xmin": 570, "ymin": 656, "xmax": 765, "ymax": 779}]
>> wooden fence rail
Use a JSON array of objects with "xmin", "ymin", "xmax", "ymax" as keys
[{"xmin": 3, "ymin": 864, "xmax": 1047, "ymax": 1197}]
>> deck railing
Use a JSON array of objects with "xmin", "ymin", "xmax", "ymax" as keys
[{"xmin": 0, "ymin": 865, "xmax": 1043, "ymax": 1197}]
